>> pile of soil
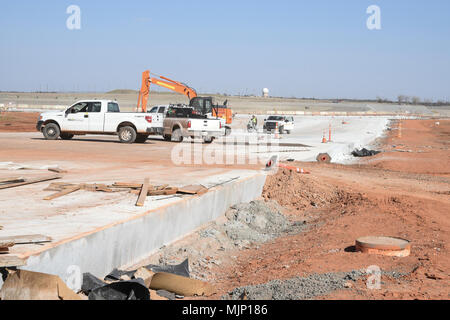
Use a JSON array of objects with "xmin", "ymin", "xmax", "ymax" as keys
[
  {"xmin": 263, "ymin": 169, "xmax": 339, "ymax": 212},
  {"xmin": 223, "ymin": 201, "xmax": 305, "ymax": 245}
]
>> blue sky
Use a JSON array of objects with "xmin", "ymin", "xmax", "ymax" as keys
[{"xmin": 0, "ymin": 0, "xmax": 449, "ymax": 100}]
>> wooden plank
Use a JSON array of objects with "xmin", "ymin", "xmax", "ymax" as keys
[
  {"xmin": 112, "ymin": 182, "xmax": 143, "ymax": 189},
  {"xmin": 48, "ymin": 167, "xmax": 68, "ymax": 174},
  {"xmin": 0, "ymin": 240, "xmax": 14, "ymax": 253},
  {"xmin": 0, "ymin": 177, "xmax": 25, "ymax": 184},
  {"xmin": 136, "ymin": 178, "xmax": 149, "ymax": 207},
  {"xmin": 130, "ymin": 187, "xmax": 177, "ymax": 196},
  {"xmin": 95, "ymin": 184, "xmax": 114, "ymax": 193},
  {"xmin": 0, "ymin": 234, "xmax": 52, "ymax": 245},
  {"xmin": 43, "ymin": 182, "xmax": 75, "ymax": 192},
  {"xmin": 149, "ymin": 188, "xmax": 178, "ymax": 196},
  {"xmin": 0, "ymin": 255, "xmax": 26, "ymax": 267},
  {"xmin": 0, "ymin": 175, "xmax": 61, "ymax": 190},
  {"xmin": 44, "ymin": 185, "xmax": 81, "ymax": 200},
  {"xmin": 177, "ymin": 185, "xmax": 206, "ymax": 195}
]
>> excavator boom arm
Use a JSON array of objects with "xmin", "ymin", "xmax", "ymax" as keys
[{"xmin": 137, "ymin": 70, "xmax": 197, "ymax": 112}]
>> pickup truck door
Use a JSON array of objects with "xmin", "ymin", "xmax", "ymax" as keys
[
  {"xmin": 87, "ymin": 101, "xmax": 104, "ymax": 132},
  {"xmin": 62, "ymin": 102, "xmax": 90, "ymax": 132}
]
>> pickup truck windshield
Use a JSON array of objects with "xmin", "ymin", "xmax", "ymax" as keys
[{"xmin": 267, "ymin": 116, "xmax": 284, "ymax": 121}]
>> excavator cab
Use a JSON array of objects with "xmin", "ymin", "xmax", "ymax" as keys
[
  {"xmin": 189, "ymin": 97, "xmax": 232, "ymax": 125},
  {"xmin": 189, "ymin": 97, "xmax": 214, "ymax": 115}
]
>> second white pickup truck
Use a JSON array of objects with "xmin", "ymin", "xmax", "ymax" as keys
[
  {"xmin": 36, "ymin": 100, "xmax": 163, "ymax": 143},
  {"xmin": 147, "ymin": 106, "xmax": 223, "ymax": 143}
]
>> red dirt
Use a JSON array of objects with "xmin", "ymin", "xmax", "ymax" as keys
[
  {"xmin": 207, "ymin": 119, "xmax": 450, "ymax": 300},
  {"xmin": 0, "ymin": 112, "xmax": 39, "ymax": 132}
]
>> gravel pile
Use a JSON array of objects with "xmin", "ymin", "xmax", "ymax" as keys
[{"xmin": 226, "ymin": 271, "xmax": 364, "ymax": 300}]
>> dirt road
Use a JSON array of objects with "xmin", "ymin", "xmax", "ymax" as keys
[{"xmin": 0, "ymin": 112, "xmax": 39, "ymax": 132}]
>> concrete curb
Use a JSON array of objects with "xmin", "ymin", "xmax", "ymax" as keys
[{"xmin": 10, "ymin": 173, "xmax": 266, "ymax": 291}]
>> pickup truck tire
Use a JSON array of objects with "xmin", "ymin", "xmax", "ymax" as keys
[
  {"xmin": 286, "ymin": 130, "xmax": 291, "ymax": 134},
  {"xmin": 118, "ymin": 126, "xmax": 137, "ymax": 144},
  {"xmin": 279, "ymin": 127, "xmax": 285, "ymax": 134},
  {"xmin": 172, "ymin": 129, "xmax": 183, "ymax": 143},
  {"xmin": 60, "ymin": 133, "xmax": 74, "ymax": 140},
  {"xmin": 203, "ymin": 136, "xmax": 214, "ymax": 144},
  {"xmin": 43, "ymin": 123, "xmax": 61, "ymax": 140},
  {"xmin": 135, "ymin": 134, "xmax": 148, "ymax": 143},
  {"xmin": 163, "ymin": 134, "xmax": 172, "ymax": 142},
  {"xmin": 225, "ymin": 127, "xmax": 231, "ymax": 136}
]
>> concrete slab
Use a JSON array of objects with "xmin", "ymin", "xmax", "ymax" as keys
[{"xmin": 0, "ymin": 166, "xmax": 265, "ymax": 290}]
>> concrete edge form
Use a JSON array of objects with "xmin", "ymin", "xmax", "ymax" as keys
[{"xmin": 7, "ymin": 173, "xmax": 266, "ymax": 291}]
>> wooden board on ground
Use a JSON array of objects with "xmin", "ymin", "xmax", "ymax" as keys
[
  {"xmin": 0, "ymin": 175, "xmax": 61, "ymax": 190},
  {"xmin": 0, "ymin": 255, "xmax": 26, "ymax": 268},
  {"xmin": 44, "ymin": 182, "xmax": 76, "ymax": 191},
  {"xmin": 0, "ymin": 234, "xmax": 52, "ymax": 245},
  {"xmin": 112, "ymin": 182, "xmax": 143, "ymax": 189},
  {"xmin": 44, "ymin": 185, "xmax": 81, "ymax": 200},
  {"xmin": 178, "ymin": 185, "xmax": 207, "ymax": 195},
  {"xmin": 0, "ymin": 240, "xmax": 15, "ymax": 253},
  {"xmin": 0, "ymin": 177, "xmax": 25, "ymax": 184},
  {"xmin": 136, "ymin": 178, "xmax": 149, "ymax": 207},
  {"xmin": 48, "ymin": 168, "xmax": 67, "ymax": 174}
]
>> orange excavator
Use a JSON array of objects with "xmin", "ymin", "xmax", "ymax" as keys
[{"xmin": 136, "ymin": 70, "xmax": 233, "ymax": 134}]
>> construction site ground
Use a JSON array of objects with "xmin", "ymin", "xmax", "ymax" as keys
[
  {"xmin": 132, "ymin": 119, "xmax": 450, "ymax": 300},
  {"xmin": 0, "ymin": 112, "xmax": 448, "ymax": 300}
]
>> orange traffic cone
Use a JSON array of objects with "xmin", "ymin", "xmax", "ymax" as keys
[{"xmin": 322, "ymin": 130, "xmax": 327, "ymax": 143}]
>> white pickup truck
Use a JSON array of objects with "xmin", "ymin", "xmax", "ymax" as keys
[
  {"xmin": 147, "ymin": 106, "xmax": 223, "ymax": 143},
  {"xmin": 36, "ymin": 100, "xmax": 163, "ymax": 143},
  {"xmin": 263, "ymin": 115, "xmax": 295, "ymax": 134}
]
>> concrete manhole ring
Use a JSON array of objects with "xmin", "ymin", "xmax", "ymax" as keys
[
  {"xmin": 316, "ymin": 153, "xmax": 331, "ymax": 163},
  {"xmin": 355, "ymin": 236, "xmax": 411, "ymax": 257}
]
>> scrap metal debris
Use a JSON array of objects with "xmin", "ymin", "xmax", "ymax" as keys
[
  {"xmin": 351, "ymin": 148, "xmax": 381, "ymax": 157},
  {"xmin": 0, "ymin": 270, "xmax": 81, "ymax": 300},
  {"xmin": 78, "ymin": 259, "xmax": 212, "ymax": 300}
]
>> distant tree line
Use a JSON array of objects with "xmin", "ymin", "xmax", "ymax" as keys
[{"xmin": 375, "ymin": 95, "xmax": 450, "ymax": 106}]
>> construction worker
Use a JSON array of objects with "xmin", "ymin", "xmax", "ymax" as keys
[{"xmin": 251, "ymin": 115, "xmax": 257, "ymax": 128}]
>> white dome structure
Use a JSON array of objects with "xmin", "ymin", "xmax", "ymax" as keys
[{"xmin": 262, "ymin": 88, "xmax": 269, "ymax": 98}]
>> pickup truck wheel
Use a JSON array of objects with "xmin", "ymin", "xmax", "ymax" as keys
[
  {"xmin": 118, "ymin": 126, "xmax": 137, "ymax": 144},
  {"xmin": 279, "ymin": 127, "xmax": 285, "ymax": 134},
  {"xmin": 60, "ymin": 133, "xmax": 74, "ymax": 140},
  {"xmin": 286, "ymin": 130, "xmax": 291, "ymax": 134},
  {"xmin": 163, "ymin": 134, "xmax": 171, "ymax": 142},
  {"xmin": 172, "ymin": 129, "xmax": 183, "ymax": 143},
  {"xmin": 43, "ymin": 123, "xmax": 61, "ymax": 140},
  {"xmin": 225, "ymin": 127, "xmax": 231, "ymax": 136},
  {"xmin": 203, "ymin": 136, "xmax": 214, "ymax": 144},
  {"xmin": 135, "ymin": 134, "xmax": 148, "ymax": 143}
]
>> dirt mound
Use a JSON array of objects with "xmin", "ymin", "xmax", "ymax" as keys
[
  {"xmin": 262, "ymin": 169, "xmax": 340, "ymax": 211},
  {"xmin": 223, "ymin": 200, "xmax": 305, "ymax": 245}
]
